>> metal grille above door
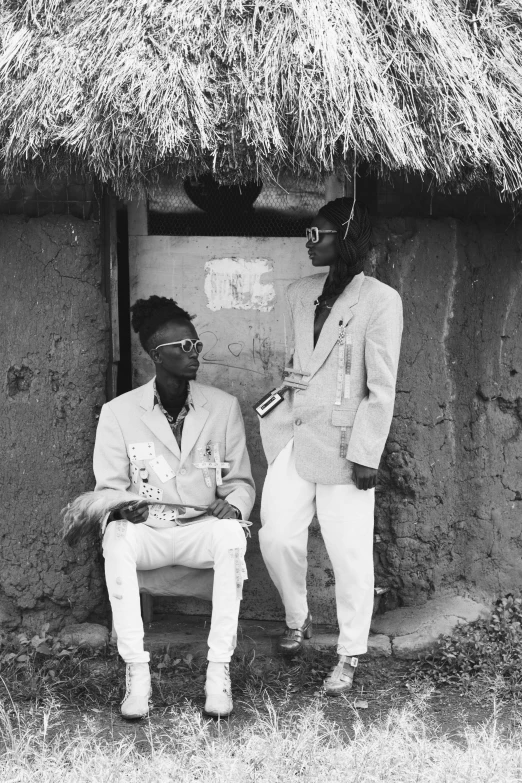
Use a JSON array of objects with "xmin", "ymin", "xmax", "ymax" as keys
[{"xmin": 147, "ymin": 174, "xmax": 326, "ymax": 237}]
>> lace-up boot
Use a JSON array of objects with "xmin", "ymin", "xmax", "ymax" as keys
[
  {"xmin": 121, "ymin": 662, "xmax": 151, "ymax": 719},
  {"xmin": 204, "ymin": 662, "xmax": 233, "ymax": 718}
]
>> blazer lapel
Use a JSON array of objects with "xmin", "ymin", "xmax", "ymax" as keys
[
  {"xmin": 139, "ymin": 378, "xmax": 181, "ymax": 458},
  {"xmin": 294, "ymin": 275, "xmax": 327, "ymax": 371},
  {"xmin": 306, "ymin": 272, "xmax": 365, "ymax": 380},
  {"xmin": 180, "ymin": 381, "xmax": 209, "ymax": 465}
]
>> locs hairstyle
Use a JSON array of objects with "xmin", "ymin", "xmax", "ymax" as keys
[
  {"xmin": 316, "ymin": 197, "xmax": 372, "ymax": 305},
  {"xmin": 130, "ymin": 295, "xmax": 193, "ymax": 352}
]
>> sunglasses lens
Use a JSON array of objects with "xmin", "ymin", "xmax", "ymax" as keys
[{"xmin": 180, "ymin": 339, "xmax": 203, "ymax": 353}]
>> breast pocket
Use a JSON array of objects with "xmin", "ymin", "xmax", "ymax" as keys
[
  {"xmin": 331, "ymin": 397, "xmax": 364, "ymax": 428},
  {"xmin": 331, "ymin": 407, "xmax": 358, "ymax": 428}
]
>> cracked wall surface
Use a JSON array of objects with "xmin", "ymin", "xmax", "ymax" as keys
[
  {"xmin": 373, "ymin": 217, "xmax": 522, "ymax": 610},
  {"xmin": 0, "ymin": 214, "xmax": 109, "ymax": 632}
]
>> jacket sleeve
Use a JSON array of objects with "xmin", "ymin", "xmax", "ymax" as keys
[
  {"xmin": 347, "ymin": 290, "xmax": 403, "ymax": 469},
  {"xmin": 217, "ymin": 397, "xmax": 256, "ymax": 520},
  {"xmin": 93, "ymin": 403, "xmax": 131, "ymax": 492}
]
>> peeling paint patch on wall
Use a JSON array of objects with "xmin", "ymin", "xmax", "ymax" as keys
[{"xmin": 204, "ymin": 257, "xmax": 275, "ymax": 312}]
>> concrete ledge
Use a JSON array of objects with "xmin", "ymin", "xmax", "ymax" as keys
[
  {"xmin": 143, "ymin": 615, "xmax": 393, "ymax": 659},
  {"xmin": 132, "ymin": 598, "xmax": 491, "ymax": 661},
  {"xmin": 371, "ymin": 596, "xmax": 490, "ymax": 659}
]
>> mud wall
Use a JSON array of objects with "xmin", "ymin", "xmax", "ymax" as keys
[
  {"xmin": 0, "ymin": 214, "xmax": 109, "ymax": 632},
  {"xmin": 373, "ymin": 217, "xmax": 522, "ymax": 609}
]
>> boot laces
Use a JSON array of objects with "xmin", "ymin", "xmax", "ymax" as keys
[{"xmin": 222, "ymin": 664, "xmax": 231, "ymax": 694}]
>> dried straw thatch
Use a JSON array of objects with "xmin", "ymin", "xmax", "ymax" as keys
[{"xmin": 1, "ymin": 1, "xmax": 522, "ymax": 197}]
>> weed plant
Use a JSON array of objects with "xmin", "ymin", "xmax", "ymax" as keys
[
  {"xmin": 0, "ymin": 625, "xmax": 337, "ymax": 712},
  {"xmin": 417, "ymin": 595, "xmax": 522, "ymax": 695}
]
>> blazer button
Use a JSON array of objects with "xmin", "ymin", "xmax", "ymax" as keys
[
  {"xmin": 295, "ymin": 418, "xmax": 302, "ymax": 426},
  {"xmin": 179, "ymin": 468, "xmax": 187, "ymax": 475}
]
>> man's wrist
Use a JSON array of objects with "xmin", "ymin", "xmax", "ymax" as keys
[{"xmin": 229, "ymin": 504, "xmax": 242, "ymax": 520}]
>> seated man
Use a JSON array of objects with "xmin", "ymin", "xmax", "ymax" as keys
[{"xmin": 94, "ymin": 295, "xmax": 255, "ymax": 719}]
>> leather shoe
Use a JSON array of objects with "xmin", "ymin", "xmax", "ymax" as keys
[
  {"xmin": 276, "ymin": 613, "xmax": 312, "ymax": 655},
  {"xmin": 323, "ymin": 655, "xmax": 358, "ymax": 696}
]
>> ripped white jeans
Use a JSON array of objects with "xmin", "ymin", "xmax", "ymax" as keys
[{"xmin": 103, "ymin": 517, "xmax": 247, "ymax": 664}]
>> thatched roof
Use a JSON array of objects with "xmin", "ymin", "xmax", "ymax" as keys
[{"xmin": 1, "ymin": 1, "xmax": 522, "ymax": 198}]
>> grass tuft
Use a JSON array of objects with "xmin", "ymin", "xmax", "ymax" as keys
[{"xmin": 2, "ymin": 698, "xmax": 522, "ymax": 782}]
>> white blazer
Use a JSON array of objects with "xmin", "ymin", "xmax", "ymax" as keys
[
  {"xmin": 94, "ymin": 379, "xmax": 255, "ymax": 526},
  {"xmin": 260, "ymin": 272, "xmax": 403, "ymax": 484}
]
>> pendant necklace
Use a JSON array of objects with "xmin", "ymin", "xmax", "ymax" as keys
[{"xmin": 314, "ymin": 297, "xmax": 333, "ymax": 309}]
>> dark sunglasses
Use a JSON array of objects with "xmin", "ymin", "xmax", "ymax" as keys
[
  {"xmin": 154, "ymin": 339, "xmax": 203, "ymax": 353},
  {"xmin": 305, "ymin": 227, "xmax": 338, "ymax": 243}
]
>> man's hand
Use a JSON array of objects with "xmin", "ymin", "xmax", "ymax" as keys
[
  {"xmin": 207, "ymin": 499, "xmax": 240, "ymax": 519},
  {"xmin": 353, "ymin": 463, "xmax": 378, "ymax": 491},
  {"xmin": 120, "ymin": 500, "xmax": 149, "ymax": 524}
]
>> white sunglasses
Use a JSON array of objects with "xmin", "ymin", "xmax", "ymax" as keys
[
  {"xmin": 154, "ymin": 338, "xmax": 203, "ymax": 353},
  {"xmin": 306, "ymin": 227, "xmax": 338, "ymax": 243}
]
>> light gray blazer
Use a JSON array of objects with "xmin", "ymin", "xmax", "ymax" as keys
[
  {"xmin": 260, "ymin": 272, "xmax": 403, "ymax": 485},
  {"xmin": 94, "ymin": 379, "xmax": 255, "ymax": 526}
]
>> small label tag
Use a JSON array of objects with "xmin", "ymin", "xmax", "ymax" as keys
[
  {"xmin": 149, "ymin": 455, "xmax": 176, "ymax": 483},
  {"xmin": 350, "ymin": 657, "xmax": 358, "ymax": 668},
  {"xmin": 128, "ymin": 442, "xmax": 155, "ymax": 461},
  {"xmin": 253, "ymin": 389, "xmax": 285, "ymax": 418},
  {"xmin": 139, "ymin": 484, "xmax": 163, "ymax": 502}
]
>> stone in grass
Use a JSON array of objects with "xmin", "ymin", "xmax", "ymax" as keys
[
  {"xmin": 59, "ymin": 623, "xmax": 109, "ymax": 650},
  {"xmin": 370, "ymin": 596, "xmax": 490, "ymax": 660}
]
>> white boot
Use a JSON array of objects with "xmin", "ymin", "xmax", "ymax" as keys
[
  {"xmin": 121, "ymin": 662, "xmax": 151, "ymax": 719},
  {"xmin": 204, "ymin": 662, "xmax": 233, "ymax": 718}
]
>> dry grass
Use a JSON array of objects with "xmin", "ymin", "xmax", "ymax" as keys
[
  {"xmin": 0, "ymin": 1, "xmax": 522, "ymax": 197},
  {"xmin": 3, "ymin": 628, "xmax": 522, "ymax": 780},
  {"xmin": 2, "ymin": 696, "xmax": 522, "ymax": 781}
]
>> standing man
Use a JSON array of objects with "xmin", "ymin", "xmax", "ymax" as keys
[
  {"xmin": 94, "ymin": 295, "xmax": 255, "ymax": 719},
  {"xmin": 259, "ymin": 198, "xmax": 403, "ymax": 695}
]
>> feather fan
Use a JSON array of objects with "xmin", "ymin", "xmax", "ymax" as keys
[{"xmin": 61, "ymin": 490, "xmax": 207, "ymax": 547}]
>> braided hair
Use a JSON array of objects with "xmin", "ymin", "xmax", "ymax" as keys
[
  {"xmin": 316, "ymin": 198, "xmax": 372, "ymax": 305},
  {"xmin": 130, "ymin": 295, "xmax": 193, "ymax": 352}
]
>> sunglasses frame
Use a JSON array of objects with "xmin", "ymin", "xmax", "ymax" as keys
[
  {"xmin": 306, "ymin": 227, "xmax": 338, "ymax": 244},
  {"xmin": 154, "ymin": 339, "xmax": 203, "ymax": 353}
]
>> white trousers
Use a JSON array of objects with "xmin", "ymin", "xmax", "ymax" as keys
[
  {"xmin": 103, "ymin": 517, "xmax": 247, "ymax": 664},
  {"xmin": 260, "ymin": 439, "xmax": 374, "ymax": 655}
]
